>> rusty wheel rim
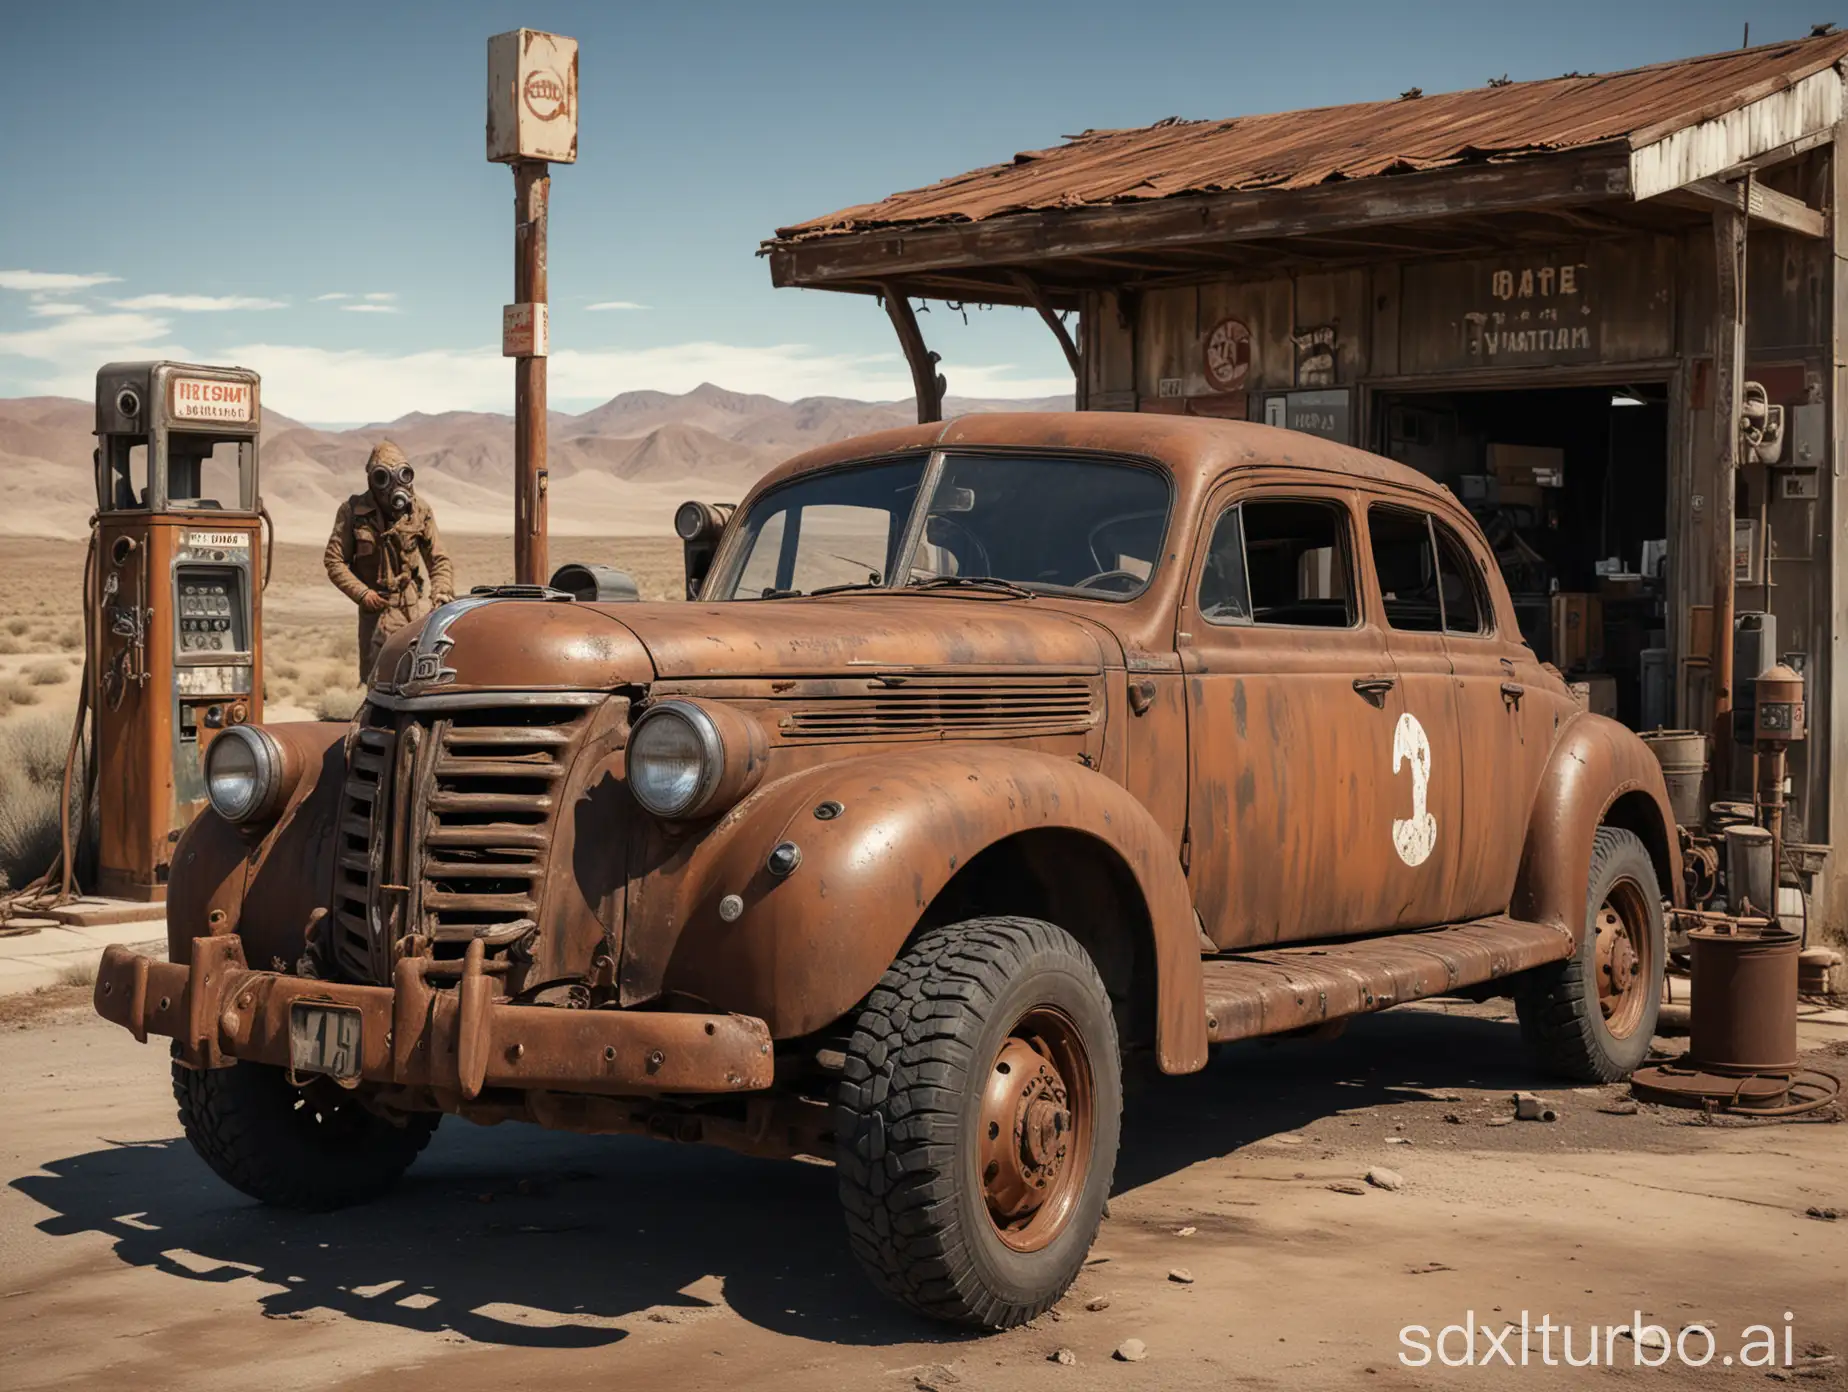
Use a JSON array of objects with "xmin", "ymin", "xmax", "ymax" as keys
[
  {"xmin": 976, "ymin": 1005, "xmax": 1094, "ymax": 1254},
  {"xmin": 1593, "ymin": 878, "xmax": 1653, "ymax": 1039}
]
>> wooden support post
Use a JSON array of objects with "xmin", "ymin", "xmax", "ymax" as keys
[
  {"xmin": 1007, "ymin": 270, "xmax": 1082, "ymax": 378},
  {"xmin": 882, "ymin": 285, "xmax": 945, "ymax": 424},
  {"xmin": 513, "ymin": 160, "xmax": 550, "ymax": 586},
  {"xmin": 1711, "ymin": 197, "xmax": 1747, "ymax": 764}
]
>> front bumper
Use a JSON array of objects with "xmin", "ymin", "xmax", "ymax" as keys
[{"xmin": 94, "ymin": 935, "xmax": 774, "ymax": 1098}]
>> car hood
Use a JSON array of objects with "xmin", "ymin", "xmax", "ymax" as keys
[
  {"xmin": 607, "ymin": 596, "xmax": 1114, "ymax": 678},
  {"xmin": 372, "ymin": 594, "xmax": 1116, "ymax": 694}
]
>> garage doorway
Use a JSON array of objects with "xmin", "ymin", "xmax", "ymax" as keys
[{"xmin": 1371, "ymin": 383, "xmax": 1671, "ymax": 731}]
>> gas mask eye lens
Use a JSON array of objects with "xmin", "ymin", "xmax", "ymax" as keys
[
  {"xmin": 370, "ymin": 466, "xmax": 391, "ymax": 490},
  {"xmin": 398, "ymin": 466, "xmax": 415, "ymax": 486}
]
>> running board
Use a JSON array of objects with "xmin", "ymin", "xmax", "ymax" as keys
[{"xmin": 1201, "ymin": 916, "xmax": 1575, "ymax": 1044}]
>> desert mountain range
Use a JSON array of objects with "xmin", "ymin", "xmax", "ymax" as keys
[{"xmin": 0, "ymin": 385, "xmax": 1069, "ymax": 543}]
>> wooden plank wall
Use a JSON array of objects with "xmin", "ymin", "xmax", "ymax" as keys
[{"xmin": 1080, "ymin": 204, "xmax": 1842, "ymax": 930}]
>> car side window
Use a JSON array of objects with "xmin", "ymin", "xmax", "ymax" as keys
[
  {"xmin": 1197, "ymin": 507, "xmax": 1252, "ymax": 625},
  {"xmin": 1367, "ymin": 506, "xmax": 1443, "ymax": 633},
  {"xmin": 1238, "ymin": 500, "xmax": 1356, "ymax": 628},
  {"xmin": 1434, "ymin": 520, "xmax": 1491, "ymax": 636}
]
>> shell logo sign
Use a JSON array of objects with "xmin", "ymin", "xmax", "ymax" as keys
[
  {"xmin": 487, "ymin": 29, "xmax": 579, "ymax": 164},
  {"xmin": 523, "ymin": 70, "xmax": 569, "ymax": 122}
]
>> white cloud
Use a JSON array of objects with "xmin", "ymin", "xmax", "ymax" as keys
[
  {"xmin": 341, "ymin": 303, "xmax": 400, "ymax": 314},
  {"xmin": 314, "ymin": 292, "xmax": 351, "ymax": 301},
  {"xmin": 217, "ymin": 340, "xmax": 1071, "ymax": 422},
  {"xmin": 586, "ymin": 300, "xmax": 648, "ymax": 311},
  {"xmin": 361, "ymin": 292, "xmax": 397, "ymax": 302},
  {"xmin": 0, "ymin": 309, "xmax": 187, "ymax": 390},
  {"xmin": 112, "ymin": 293, "xmax": 287, "ymax": 312},
  {"xmin": 0, "ymin": 293, "xmax": 1069, "ymax": 417},
  {"xmin": 0, "ymin": 269, "xmax": 121, "ymax": 293}
]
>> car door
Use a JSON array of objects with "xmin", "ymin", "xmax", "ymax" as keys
[
  {"xmin": 1429, "ymin": 511, "xmax": 1559, "ymax": 917},
  {"xmin": 1180, "ymin": 483, "xmax": 1411, "ymax": 949},
  {"xmin": 1362, "ymin": 500, "xmax": 1469, "ymax": 929}
]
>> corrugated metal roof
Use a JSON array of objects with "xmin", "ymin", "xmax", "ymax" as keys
[{"xmin": 776, "ymin": 34, "xmax": 1848, "ymax": 241}]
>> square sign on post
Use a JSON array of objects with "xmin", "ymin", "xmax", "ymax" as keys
[
  {"xmin": 502, "ymin": 302, "xmax": 548, "ymax": 357},
  {"xmin": 487, "ymin": 29, "xmax": 578, "ymax": 164}
]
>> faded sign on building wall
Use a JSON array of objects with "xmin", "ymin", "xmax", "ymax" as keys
[
  {"xmin": 1399, "ymin": 238, "xmax": 1674, "ymax": 376},
  {"xmin": 1461, "ymin": 258, "xmax": 1594, "ymax": 365},
  {"xmin": 1293, "ymin": 325, "xmax": 1337, "ymax": 386},
  {"xmin": 1277, "ymin": 388, "xmax": 1351, "ymax": 444},
  {"xmin": 1203, "ymin": 317, "xmax": 1252, "ymax": 391}
]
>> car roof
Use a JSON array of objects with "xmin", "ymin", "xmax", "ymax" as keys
[{"xmin": 748, "ymin": 411, "xmax": 1452, "ymax": 503}]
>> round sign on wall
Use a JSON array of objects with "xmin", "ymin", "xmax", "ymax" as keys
[{"xmin": 1203, "ymin": 317, "xmax": 1253, "ymax": 392}]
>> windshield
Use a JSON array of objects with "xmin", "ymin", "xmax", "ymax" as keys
[{"xmin": 713, "ymin": 451, "xmax": 1171, "ymax": 601}]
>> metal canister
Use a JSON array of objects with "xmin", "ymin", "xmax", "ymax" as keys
[
  {"xmin": 1753, "ymin": 662, "xmax": 1806, "ymax": 744},
  {"xmin": 1687, "ymin": 923, "xmax": 1801, "ymax": 1075}
]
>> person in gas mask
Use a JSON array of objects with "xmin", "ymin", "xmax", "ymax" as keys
[{"xmin": 324, "ymin": 441, "xmax": 455, "ymax": 682}]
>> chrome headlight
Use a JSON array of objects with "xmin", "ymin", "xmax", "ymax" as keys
[
  {"xmin": 204, "ymin": 725, "xmax": 285, "ymax": 824},
  {"xmin": 628, "ymin": 699, "xmax": 768, "ymax": 820},
  {"xmin": 628, "ymin": 700, "xmax": 724, "ymax": 818}
]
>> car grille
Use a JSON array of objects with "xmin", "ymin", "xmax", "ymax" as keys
[
  {"xmin": 780, "ymin": 676, "xmax": 1099, "ymax": 740},
  {"xmin": 330, "ymin": 702, "xmax": 594, "ymax": 983}
]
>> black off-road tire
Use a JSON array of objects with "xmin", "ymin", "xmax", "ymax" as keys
[
  {"xmin": 1515, "ymin": 827, "xmax": 1665, "ymax": 1082},
  {"xmin": 834, "ymin": 917, "xmax": 1123, "ymax": 1329},
  {"xmin": 173, "ymin": 1059, "xmax": 439, "ymax": 1210}
]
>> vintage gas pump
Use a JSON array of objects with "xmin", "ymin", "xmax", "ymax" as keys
[{"xmin": 91, "ymin": 361, "xmax": 265, "ymax": 900}]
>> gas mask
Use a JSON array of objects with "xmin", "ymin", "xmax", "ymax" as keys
[{"xmin": 369, "ymin": 463, "xmax": 416, "ymax": 520}]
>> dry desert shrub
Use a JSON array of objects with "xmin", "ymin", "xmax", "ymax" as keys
[
  {"xmin": 2, "ymin": 680, "xmax": 41, "ymax": 709},
  {"xmin": 26, "ymin": 661, "xmax": 68, "ymax": 687},
  {"xmin": 54, "ymin": 623, "xmax": 82, "ymax": 650},
  {"xmin": 0, "ymin": 714, "xmax": 71, "ymax": 890},
  {"xmin": 0, "ymin": 635, "xmax": 21, "ymax": 656},
  {"xmin": 314, "ymin": 687, "xmax": 364, "ymax": 722},
  {"xmin": 3, "ymin": 617, "xmax": 29, "ymax": 637}
]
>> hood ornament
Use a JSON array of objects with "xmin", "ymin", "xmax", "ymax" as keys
[{"xmin": 395, "ymin": 595, "xmax": 500, "ymax": 694}]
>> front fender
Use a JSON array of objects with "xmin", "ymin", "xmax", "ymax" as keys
[
  {"xmin": 1511, "ymin": 712, "xmax": 1682, "ymax": 938},
  {"xmin": 167, "ymin": 721, "xmax": 348, "ymax": 970},
  {"xmin": 627, "ymin": 747, "xmax": 1208, "ymax": 1073}
]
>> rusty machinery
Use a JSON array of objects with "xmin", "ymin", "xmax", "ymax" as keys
[
  {"xmin": 1633, "ymin": 375, "xmax": 1838, "ymax": 1113},
  {"xmin": 1636, "ymin": 660, "xmax": 1838, "ymax": 1114},
  {"xmin": 89, "ymin": 361, "xmax": 267, "ymax": 900}
]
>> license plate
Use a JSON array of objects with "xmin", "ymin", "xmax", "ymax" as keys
[{"xmin": 289, "ymin": 1003, "xmax": 363, "ymax": 1082}]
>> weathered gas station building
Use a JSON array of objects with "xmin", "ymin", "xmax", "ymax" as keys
[{"xmin": 765, "ymin": 33, "xmax": 1848, "ymax": 942}]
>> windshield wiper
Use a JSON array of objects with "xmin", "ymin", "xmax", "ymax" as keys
[
  {"xmin": 905, "ymin": 575, "xmax": 1037, "ymax": 599},
  {"xmin": 807, "ymin": 580, "xmax": 888, "ymax": 596}
]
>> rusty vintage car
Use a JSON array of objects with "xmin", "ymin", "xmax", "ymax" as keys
[{"xmin": 94, "ymin": 413, "xmax": 1678, "ymax": 1328}]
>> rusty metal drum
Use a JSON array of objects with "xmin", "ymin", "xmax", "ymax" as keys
[{"xmin": 1687, "ymin": 923, "xmax": 1801, "ymax": 1075}]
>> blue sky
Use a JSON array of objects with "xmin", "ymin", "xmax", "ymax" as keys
[{"xmin": 0, "ymin": 1, "xmax": 1834, "ymax": 423}]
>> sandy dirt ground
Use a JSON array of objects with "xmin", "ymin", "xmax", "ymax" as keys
[{"xmin": 2, "ymin": 991, "xmax": 1843, "ymax": 1392}]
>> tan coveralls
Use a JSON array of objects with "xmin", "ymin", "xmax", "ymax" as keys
[{"xmin": 323, "ymin": 493, "xmax": 455, "ymax": 682}]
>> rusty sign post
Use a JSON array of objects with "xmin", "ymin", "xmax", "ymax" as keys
[{"xmin": 488, "ymin": 29, "xmax": 578, "ymax": 585}]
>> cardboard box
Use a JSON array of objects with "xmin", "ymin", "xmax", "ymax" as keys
[
  {"xmin": 1569, "ymin": 675, "xmax": 1620, "ymax": 718},
  {"xmin": 1488, "ymin": 443, "xmax": 1565, "ymax": 487},
  {"xmin": 1551, "ymin": 592, "xmax": 1604, "ymax": 669}
]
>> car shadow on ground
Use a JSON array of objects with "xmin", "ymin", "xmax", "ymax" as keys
[{"xmin": 13, "ymin": 1006, "xmax": 1545, "ymax": 1350}]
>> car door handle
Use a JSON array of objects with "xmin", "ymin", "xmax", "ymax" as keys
[
  {"xmin": 1500, "ymin": 681, "xmax": 1525, "ymax": 708},
  {"xmin": 1353, "ymin": 675, "xmax": 1396, "ymax": 707}
]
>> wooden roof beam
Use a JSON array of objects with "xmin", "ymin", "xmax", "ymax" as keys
[
  {"xmin": 768, "ymin": 146, "xmax": 1633, "ymax": 288},
  {"xmin": 1656, "ymin": 173, "xmax": 1827, "ymax": 238}
]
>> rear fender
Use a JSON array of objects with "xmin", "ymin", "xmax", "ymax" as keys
[
  {"xmin": 627, "ymin": 746, "xmax": 1208, "ymax": 1073},
  {"xmin": 1511, "ymin": 712, "xmax": 1682, "ymax": 940},
  {"xmin": 167, "ymin": 721, "xmax": 348, "ymax": 970}
]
